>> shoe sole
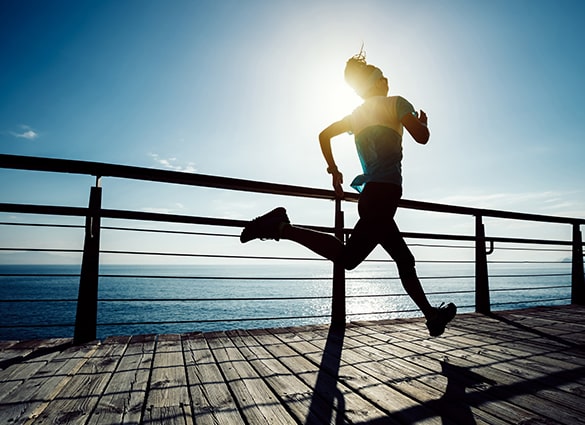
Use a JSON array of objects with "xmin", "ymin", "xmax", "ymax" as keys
[{"xmin": 240, "ymin": 207, "xmax": 288, "ymax": 243}]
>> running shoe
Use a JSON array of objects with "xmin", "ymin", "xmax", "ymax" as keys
[
  {"xmin": 240, "ymin": 207, "xmax": 290, "ymax": 243},
  {"xmin": 426, "ymin": 302, "xmax": 457, "ymax": 337}
]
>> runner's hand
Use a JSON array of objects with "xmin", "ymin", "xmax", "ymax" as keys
[{"xmin": 418, "ymin": 110, "xmax": 428, "ymax": 125}]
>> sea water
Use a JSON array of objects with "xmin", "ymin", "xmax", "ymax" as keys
[{"xmin": 0, "ymin": 262, "xmax": 572, "ymax": 340}]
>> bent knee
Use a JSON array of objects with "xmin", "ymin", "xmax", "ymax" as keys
[
  {"xmin": 337, "ymin": 244, "xmax": 370, "ymax": 271},
  {"xmin": 340, "ymin": 255, "xmax": 361, "ymax": 271},
  {"xmin": 344, "ymin": 261, "xmax": 359, "ymax": 271}
]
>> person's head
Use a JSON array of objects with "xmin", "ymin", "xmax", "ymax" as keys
[{"xmin": 344, "ymin": 50, "xmax": 388, "ymax": 99}]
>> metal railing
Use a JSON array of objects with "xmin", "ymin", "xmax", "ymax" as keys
[{"xmin": 1, "ymin": 153, "xmax": 584, "ymax": 343}]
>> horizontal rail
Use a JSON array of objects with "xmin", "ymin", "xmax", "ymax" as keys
[
  {"xmin": 0, "ymin": 247, "xmax": 574, "ymax": 265},
  {"xmin": 0, "ymin": 154, "xmax": 340, "ymax": 201},
  {"xmin": 3, "ymin": 203, "xmax": 582, "ymax": 250},
  {"xmin": 492, "ymin": 298, "xmax": 571, "ymax": 307},
  {"xmin": 0, "ymin": 284, "xmax": 570, "ymax": 303},
  {"xmin": 0, "ymin": 285, "xmax": 571, "ymax": 305},
  {"xmin": 2, "ymin": 153, "xmax": 584, "ymax": 225},
  {"xmin": 1, "ymin": 221, "xmax": 577, "ymax": 252}
]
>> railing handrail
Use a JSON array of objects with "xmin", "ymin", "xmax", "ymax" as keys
[
  {"xmin": 1, "ymin": 153, "xmax": 584, "ymax": 342},
  {"xmin": 2, "ymin": 153, "xmax": 584, "ymax": 225},
  {"xmin": 0, "ymin": 203, "xmax": 580, "ymax": 249},
  {"xmin": 0, "ymin": 153, "xmax": 340, "ymax": 201}
]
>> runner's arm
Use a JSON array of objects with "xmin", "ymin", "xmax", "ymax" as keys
[
  {"xmin": 402, "ymin": 110, "xmax": 430, "ymax": 145},
  {"xmin": 319, "ymin": 119, "xmax": 351, "ymax": 198}
]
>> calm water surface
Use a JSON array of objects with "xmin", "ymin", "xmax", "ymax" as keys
[{"xmin": 0, "ymin": 263, "xmax": 572, "ymax": 340}]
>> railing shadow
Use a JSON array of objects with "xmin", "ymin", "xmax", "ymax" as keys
[
  {"xmin": 355, "ymin": 348, "xmax": 585, "ymax": 424},
  {"xmin": 486, "ymin": 310, "xmax": 585, "ymax": 349},
  {"xmin": 0, "ymin": 340, "xmax": 73, "ymax": 369},
  {"xmin": 305, "ymin": 325, "xmax": 346, "ymax": 425},
  {"xmin": 353, "ymin": 361, "xmax": 496, "ymax": 425}
]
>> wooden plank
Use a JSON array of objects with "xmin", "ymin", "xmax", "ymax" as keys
[
  {"xmin": 254, "ymin": 327, "xmax": 351, "ymax": 424},
  {"xmin": 348, "ymin": 320, "xmax": 555, "ymax": 425},
  {"xmin": 227, "ymin": 329, "xmax": 315, "ymax": 423},
  {"xmin": 394, "ymin": 321, "xmax": 574, "ymax": 423},
  {"xmin": 86, "ymin": 334, "xmax": 156, "ymax": 425},
  {"xmin": 392, "ymin": 324, "xmax": 581, "ymax": 424},
  {"xmin": 1, "ymin": 306, "xmax": 585, "ymax": 425},
  {"xmin": 182, "ymin": 333, "xmax": 244, "ymax": 425},
  {"xmin": 235, "ymin": 328, "xmax": 392, "ymax": 425},
  {"xmin": 0, "ymin": 338, "xmax": 72, "ymax": 369},
  {"xmin": 338, "ymin": 329, "xmax": 469, "ymax": 425},
  {"xmin": 0, "ymin": 342, "xmax": 98, "ymax": 425},
  {"xmin": 256, "ymin": 327, "xmax": 403, "ymax": 424},
  {"xmin": 0, "ymin": 340, "xmax": 18, "ymax": 350},
  {"xmin": 0, "ymin": 351, "xmax": 61, "ymax": 404},
  {"xmin": 0, "ymin": 340, "xmax": 41, "ymax": 365},
  {"xmin": 500, "ymin": 339, "xmax": 585, "ymax": 368},
  {"xmin": 273, "ymin": 325, "xmax": 448, "ymax": 425},
  {"xmin": 461, "ymin": 355, "xmax": 581, "ymax": 424},
  {"xmin": 30, "ymin": 337, "xmax": 129, "ymax": 425},
  {"xmin": 144, "ymin": 334, "xmax": 193, "ymax": 425},
  {"xmin": 342, "ymin": 326, "xmax": 508, "ymax": 425},
  {"xmin": 142, "ymin": 404, "xmax": 193, "ymax": 425},
  {"xmin": 204, "ymin": 331, "xmax": 296, "ymax": 425},
  {"xmin": 451, "ymin": 341, "xmax": 585, "ymax": 415}
]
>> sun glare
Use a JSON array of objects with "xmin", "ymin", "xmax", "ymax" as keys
[
  {"xmin": 299, "ymin": 57, "xmax": 362, "ymax": 124},
  {"xmin": 317, "ymin": 72, "xmax": 360, "ymax": 122}
]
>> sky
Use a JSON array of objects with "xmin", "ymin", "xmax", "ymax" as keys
[{"xmin": 1, "ymin": 0, "xmax": 584, "ymax": 266}]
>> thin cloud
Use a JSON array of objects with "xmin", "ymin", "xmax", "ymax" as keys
[
  {"xmin": 149, "ymin": 153, "xmax": 196, "ymax": 173},
  {"xmin": 435, "ymin": 190, "xmax": 585, "ymax": 218},
  {"xmin": 10, "ymin": 125, "xmax": 39, "ymax": 140},
  {"xmin": 436, "ymin": 191, "xmax": 559, "ymax": 209},
  {"xmin": 141, "ymin": 202, "xmax": 185, "ymax": 215}
]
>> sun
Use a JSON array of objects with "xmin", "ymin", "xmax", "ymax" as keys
[{"xmin": 302, "ymin": 59, "xmax": 362, "ymax": 125}]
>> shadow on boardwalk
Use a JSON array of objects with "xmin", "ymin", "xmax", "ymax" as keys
[
  {"xmin": 2, "ymin": 306, "xmax": 585, "ymax": 424},
  {"xmin": 304, "ymin": 307, "xmax": 585, "ymax": 424},
  {"xmin": 305, "ymin": 325, "xmax": 493, "ymax": 425}
]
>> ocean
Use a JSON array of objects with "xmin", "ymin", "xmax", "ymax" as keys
[{"xmin": 0, "ymin": 262, "xmax": 572, "ymax": 341}]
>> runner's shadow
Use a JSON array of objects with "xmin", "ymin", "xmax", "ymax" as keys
[
  {"xmin": 305, "ymin": 325, "xmax": 346, "ymax": 425},
  {"xmin": 303, "ymin": 326, "xmax": 493, "ymax": 425},
  {"xmin": 355, "ymin": 361, "xmax": 496, "ymax": 425},
  {"xmin": 434, "ymin": 361, "xmax": 496, "ymax": 425}
]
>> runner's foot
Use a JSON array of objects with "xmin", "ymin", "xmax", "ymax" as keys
[
  {"xmin": 426, "ymin": 302, "xmax": 457, "ymax": 337},
  {"xmin": 240, "ymin": 207, "xmax": 290, "ymax": 243}
]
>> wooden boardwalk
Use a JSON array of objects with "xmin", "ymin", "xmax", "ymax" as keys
[{"xmin": 1, "ymin": 305, "xmax": 585, "ymax": 424}]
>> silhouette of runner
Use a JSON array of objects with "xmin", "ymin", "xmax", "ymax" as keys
[{"xmin": 241, "ymin": 49, "xmax": 456, "ymax": 336}]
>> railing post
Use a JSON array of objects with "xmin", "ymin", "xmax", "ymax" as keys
[
  {"xmin": 331, "ymin": 197, "xmax": 346, "ymax": 328},
  {"xmin": 74, "ymin": 178, "xmax": 102, "ymax": 344},
  {"xmin": 572, "ymin": 223, "xmax": 585, "ymax": 305},
  {"xmin": 475, "ymin": 215, "xmax": 491, "ymax": 314}
]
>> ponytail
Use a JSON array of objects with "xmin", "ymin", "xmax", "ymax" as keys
[{"xmin": 344, "ymin": 48, "xmax": 383, "ymax": 98}]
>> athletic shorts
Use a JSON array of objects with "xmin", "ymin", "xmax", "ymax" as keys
[{"xmin": 341, "ymin": 182, "xmax": 416, "ymax": 277}]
